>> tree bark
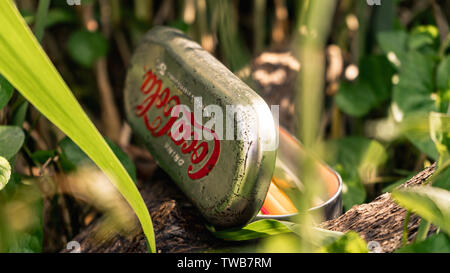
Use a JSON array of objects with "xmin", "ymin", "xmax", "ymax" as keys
[
  {"xmin": 320, "ymin": 163, "xmax": 436, "ymax": 253},
  {"xmin": 61, "ymin": 154, "xmax": 436, "ymax": 253}
]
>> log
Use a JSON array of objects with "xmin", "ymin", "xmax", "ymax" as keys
[
  {"xmin": 321, "ymin": 163, "xmax": 437, "ymax": 253},
  {"xmin": 62, "ymin": 155, "xmax": 436, "ymax": 253}
]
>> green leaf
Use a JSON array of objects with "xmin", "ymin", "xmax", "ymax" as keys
[
  {"xmin": 335, "ymin": 55, "xmax": 394, "ymax": 117},
  {"xmin": 433, "ymin": 166, "xmax": 450, "ymax": 191},
  {"xmin": 392, "ymin": 51, "xmax": 436, "ymax": 115},
  {"xmin": 105, "ymin": 139, "xmax": 137, "ymax": 183},
  {"xmin": 335, "ymin": 81, "xmax": 375, "ymax": 117},
  {"xmin": 67, "ymin": 30, "xmax": 108, "ymax": 68},
  {"xmin": 377, "ymin": 30, "xmax": 408, "ymax": 64},
  {"xmin": 0, "ymin": 156, "xmax": 11, "ymax": 191},
  {"xmin": 392, "ymin": 186, "xmax": 450, "ymax": 235},
  {"xmin": 396, "ymin": 233, "xmax": 450, "ymax": 253},
  {"xmin": 408, "ymin": 25, "xmax": 439, "ymax": 53},
  {"xmin": 59, "ymin": 136, "xmax": 137, "ymax": 183},
  {"xmin": 429, "ymin": 112, "xmax": 450, "ymax": 164},
  {"xmin": 209, "ymin": 220, "xmax": 292, "ymax": 241},
  {"xmin": 383, "ymin": 175, "xmax": 412, "ymax": 193},
  {"xmin": 324, "ymin": 137, "xmax": 387, "ymax": 210},
  {"xmin": 209, "ymin": 219, "xmax": 343, "ymax": 246},
  {"xmin": 333, "ymin": 166, "xmax": 366, "ymax": 211},
  {"xmin": 318, "ymin": 231, "xmax": 368, "ymax": 253},
  {"xmin": 59, "ymin": 136, "xmax": 93, "ymax": 167},
  {"xmin": 31, "ymin": 150, "xmax": 55, "ymax": 165},
  {"xmin": 0, "ymin": 126, "xmax": 25, "ymax": 161},
  {"xmin": 0, "ymin": 1, "xmax": 154, "ymax": 252},
  {"xmin": 11, "ymin": 101, "xmax": 28, "ymax": 127},
  {"xmin": 359, "ymin": 55, "xmax": 395, "ymax": 102},
  {"xmin": 45, "ymin": 8, "xmax": 77, "ymax": 28},
  {"xmin": 437, "ymin": 56, "xmax": 450, "ymax": 91},
  {"xmin": 437, "ymin": 56, "xmax": 450, "ymax": 113},
  {"xmin": 407, "ymin": 133, "xmax": 439, "ymax": 160},
  {"xmin": 0, "ymin": 75, "xmax": 14, "ymax": 110}
]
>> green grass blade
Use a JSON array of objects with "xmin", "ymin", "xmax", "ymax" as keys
[{"xmin": 0, "ymin": 1, "xmax": 155, "ymax": 252}]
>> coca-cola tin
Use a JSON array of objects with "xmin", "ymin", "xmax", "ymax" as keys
[{"xmin": 124, "ymin": 26, "xmax": 342, "ymax": 228}]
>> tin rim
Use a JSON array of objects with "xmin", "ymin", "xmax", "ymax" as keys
[{"xmin": 255, "ymin": 151, "xmax": 343, "ymax": 220}]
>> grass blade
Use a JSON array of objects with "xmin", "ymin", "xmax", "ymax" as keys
[{"xmin": 0, "ymin": 0, "xmax": 155, "ymax": 252}]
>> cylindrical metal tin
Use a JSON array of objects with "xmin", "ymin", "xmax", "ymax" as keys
[{"xmin": 124, "ymin": 26, "xmax": 342, "ymax": 228}]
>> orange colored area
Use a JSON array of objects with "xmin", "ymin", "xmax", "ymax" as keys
[{"xmin": 261, "ymin": 182, "xmax": 298, "ymax": 215}]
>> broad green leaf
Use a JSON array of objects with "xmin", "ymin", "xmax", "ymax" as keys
[
  {"xmin": 324, "ymin": 137, "xmax": 387, "ymax": 210},
  {"xmin": 318, "ymin": 231, "xmax": 368, "ymax": 253},
  {"xmin": 437, "ymin": 56, "xmax": 450, "ymax": 113},
  {"xmin": 105, "ymin": 139, "xmax": 137, "ymax": 183},
  {"xmin": 392, "ymin": 51, "xmax": 436, "ymax": 115},
  {"xmin": 392, "ymin": 51, "xmax": 439, "ymax": 158},
  {"xmin": 59, "ymin": 137, "xmax": 137, "ymax": 183},
  {"xmin": 209, "ymin": 220, "xmax": 292, "ymax": 241},
  {"xmin": 335, "ymin": 81, "xmax": 375, "ymax": 117},
  {"xmin": 0, "ymin": 156, "xmax": 11, "ymax": 191},
  {"xmin": 0, "ymin": 1, "xmax": 155, "ymax": 252},
  {"xmin": 31, "ymin": 150, "xmax": 55, "ymax": 165},
  {"xmin": 383, "ymin": 175, "xmax": 412, "ymax": 193},
  {"xmin": 433, "ymin": 166, "xmax": 450, "ymax": 191},
  {"xmin": 437, "ymin": 56, "xmax": 450, "ymax": 91},
  {"xmin": 208, "ymin": 219, "xmax": 343, "ymax": 246},
  {"xmin": 0, "ymin": 75, "xmax": 14, "ymax": 110},
  {"xmin": 408, "ymin": 25, "xmax": 439, "ymax": 53},
  {"xmin": 359, "ymin": 55, "xmax": 395, "ymax": 102},
  {"xmin": 59, "ymin": 137, "xmax": 92, "ymax": 167},
  {"xmin": 377, "ymin": 30, "xmax": 408, "ymax": 64},
  {"xmin": 335, "ymin": 55, "xmax": 394, "ymax": 117},
  {"xmin": 0, "ymin": 126, "xmax": 25, "ymax": 161},
  {"xmin": 45, "ymin": 8, "xmax": 77, "ymax": 28},
  {"xmin": 396, "ymin": 233, "xmax": 450, "ymax": 253},
  {"xmin": 406, "ymin": 133, "xmax": 439, "ymax": 160},
  {"xmin": 333, "ymin": 165, "xmax": 366, "ymax": 211},
  {"xmin": 67, "ymin": 30, "xmax": 108, "ymax": 68},
  {"xmin": 392, "ymin": 186, "xmax": 450, "ymax": 234}
]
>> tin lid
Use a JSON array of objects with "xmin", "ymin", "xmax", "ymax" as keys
[{"xmin": 124, "ymin": 26, "xmax": 277, "ymax": 228}]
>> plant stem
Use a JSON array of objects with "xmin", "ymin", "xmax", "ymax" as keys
[
  {"xmin": 33, "ymin": 0, "xmax": 51, "ymax": 42},
  {"xmin": 402, "ymin": 211, "xmax": 411, "ymax": 245},
  {"xmin": 134, "ymin": 0, "xmax": 153, "ymax": 23},
  {"xmin": 415, "ymin": 219, "xmax": 431, "ymax": 242},
  {"xmin": 253, "ymin": 0, "xmax": 266, "ymax": 54}
]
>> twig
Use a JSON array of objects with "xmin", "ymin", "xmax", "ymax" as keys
[
  {"xmin": 114, "ymin": 31, "xmax": 131, "ymax": 67},
  {"xmin": 33, "ymin": 0, "xmax": 50, "ymax": 42},
  {"xmin": 79, "ymin": 3, "xmax": 122, "ymax": 142},
  {"xmin": 95, "ymin": 58, "xmax": 122, "ymax": 142},
  {"xmin": 430, "ymin": 0, "xmax": 449, "ymax": 44}
]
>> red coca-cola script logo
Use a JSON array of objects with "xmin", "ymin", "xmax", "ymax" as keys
[{"xmin": 136, "ymin": 69, "xmax": 220, "ymax": 180}]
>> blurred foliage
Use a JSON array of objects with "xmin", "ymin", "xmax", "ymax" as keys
[
  {"xmin": 59, "ymin": 136, "xmax": 137, "ymax": 182},
  {"xmin": 395, "ymin": 233, "xmax": 450, "ymax": 253},
  {"xmin": 67, "ymin": 30, "xmax": 108, "ymax": 68},
  {"xmin": 0, "ymin": 0, "xmax": 449, "ymax": 253},
  {"xmin": 323, "ymin": 137, "xmax": 387, "ymax": 210},
  {"xmin": 318, "ymin": 231, "xmax": 368, "ymax": 253}
]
